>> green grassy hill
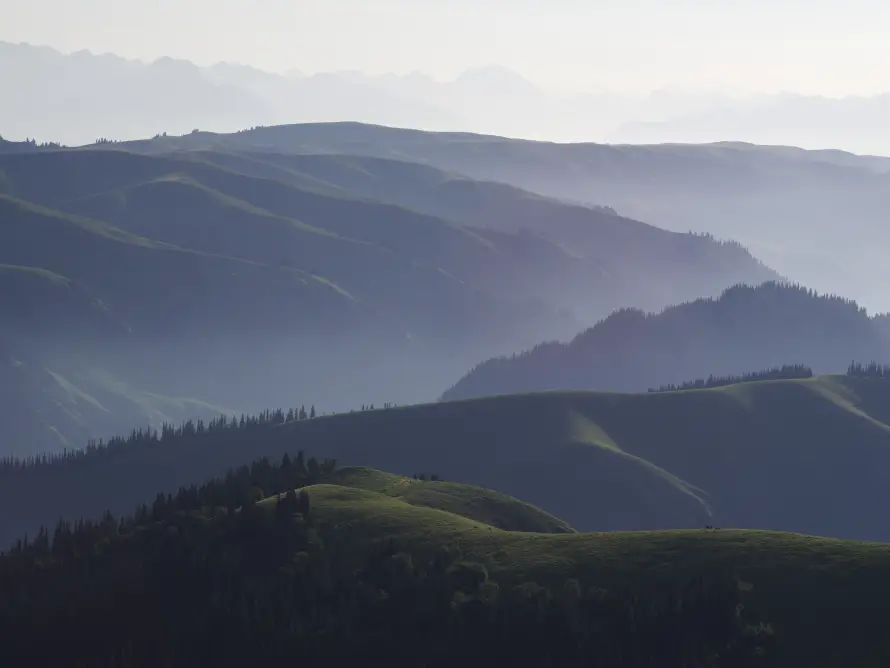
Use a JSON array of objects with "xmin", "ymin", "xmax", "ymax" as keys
[
  {"xmin": 287, "ymin": 483, "xmax": 890, "ymax": 667},
  {"xmin": 298, "ymin": 466, "xmax": 574, "ymax": 533},
  {"xmin": 8, "ymin": 449, "xmax": 889, "ymax": 666},
  {"xmin": 273, "ymin": 374, "xmax": 890, "ymax": 541},
  {"xmin": 8, "ymin": 373, "xmax": 890, "ymax": 550}
]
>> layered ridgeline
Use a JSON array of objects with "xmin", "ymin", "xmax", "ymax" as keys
[
  {"xmin": 7, "ymin": 369, "xmax": 890, "ymax": 551},
  {"xmin": 0, "ymin": 144, "xmax": 774, "ymax": 454},
  {"xmin": 0, "ymin": 145, "xmax": 777, "ymax": 321},
  {"xmin": 443, "ymin": 282, "xmax": 890, "ymax": 401},
  {"xmin": 120, "ymin": 121, "xmax": 890, "ymax": 312},
  {"xmin": 4, "ymin": 452, "xmax": 890, "ymax": 666}
]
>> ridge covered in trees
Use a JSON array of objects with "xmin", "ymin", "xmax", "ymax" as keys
[
  {"xmin": 649, "ymin": 364, "xmax": 814, "ymax": 392},
  {"xmin": 442, "ymin": 282, "xmax": 890, "ymax": 402}
]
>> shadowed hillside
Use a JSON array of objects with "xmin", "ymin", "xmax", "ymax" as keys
[
  {"xmin": 443, "ymin": 282, "xmax": 890, "ymax": 402},
  {"xmin": 0, "ymin": 143, "xmax": 780, "ymax": 454},
  {"xmin": 145, "ymin": 121, "xmax": 890, "ymax": 311},
  {"xmin": 171, "ymin": 149, "xmax": 780, "ymax": 319},
  {"xmin": 6, "ymin": 372, "xmax": 890, "ymax": 549}
]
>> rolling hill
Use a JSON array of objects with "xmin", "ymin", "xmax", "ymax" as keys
[
  {"xmin": 7, "ymin": 371, "xmax": 890, "ymax": 551},
  {"xmin": 294, "ymin": 481, "xmax": 890, "ymax": 667},
  {"xmin": 443, "ymin": 282, "xmax": 890, "ymax": 402},
  {"xmin": 315, "ymin": 466, "xmax": 574, "ymax": 534},
  {"xmin": 171, "ymin": 149, "xmax": 777, "ymax": 318},
  {"xmin": 263, "ymin": 466, "xmax": 575, "ymax": 538},
  {"xmin": 143, "ymin": 121, "xmax": 890, "ymax": 312},
  {"xmin": 5, "ymin": 447, "xmax": 890, "ymax": 666},
  {"xmin": 0, "ymin": 147, "xmax": 778, "ymax": 322}
]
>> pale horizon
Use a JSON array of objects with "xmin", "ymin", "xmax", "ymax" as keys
[{"xmin": 5, "ymin": 0, "xmax": 890, "ymax": 98}]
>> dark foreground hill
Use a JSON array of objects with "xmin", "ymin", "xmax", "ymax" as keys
[
  {"xmin": 3, "ymin": 453, "xmax": 889, "ymax": 667},
  {"xmin": 443, "ymin": 282, "xmax": 890, "ymax": 402},
  {"xmin": 7, "ymin": 372, "xmax": 890, "ymax": 549}
]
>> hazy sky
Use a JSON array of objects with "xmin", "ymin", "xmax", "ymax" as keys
[{"xmin": 5, "ymin": 0, "xmax": 890, "ymax": 95}]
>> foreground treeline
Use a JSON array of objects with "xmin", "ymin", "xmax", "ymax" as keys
[
  {"xmin": 0, "ymin": 454, "xmax": 774, "ymax": 668},
  {"xmin": 648, "ymin": 364, "xmax": 814, "ymax": 393}
]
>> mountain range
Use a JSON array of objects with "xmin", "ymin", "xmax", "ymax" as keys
[
  {"xmin": 7, "ymin": 40, "xmax": 890, "ymax": 155},
  {"xmin": 0, "ymin": 134, "xmax": 775, "ymax": 454},
  {"xmin": 150, "ymin": 122, "xmax": 889, "ymax": 313}
]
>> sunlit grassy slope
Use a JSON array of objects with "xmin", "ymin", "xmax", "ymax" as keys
[
  {"xmin": 298, "ymin": 466, "xmax": 574, "ymax": 534},
  {"xmin": 258, "ymin": 374, "xmax": 890, "ymax": 542},
  {"xmin": 261, "ymin": 475, "xmax": 890, "ymax": 668}
]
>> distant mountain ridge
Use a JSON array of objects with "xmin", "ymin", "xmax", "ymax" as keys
[
  {"xmin": 6, "ymin": 41, "xmax": 890, "ymax": 153},
  {"xmin": 0, "ymin": 140, "xmax": 776, "ymax": 455},
  {"xmin": 442, "ymin": 282, "xmax": 890, "ymax": 402},
  {"xmin": 153, "ymin": 121, "xmax": 890, "ymax": 313}
]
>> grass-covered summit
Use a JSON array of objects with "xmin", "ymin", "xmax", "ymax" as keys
[{"xmin": 312, "ymin": 466, "xmax": 574, "ymax": 534}]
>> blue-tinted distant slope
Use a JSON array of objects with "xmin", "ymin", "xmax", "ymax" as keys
[{"xmin": 443, "ymin": 282, "xmax": 890, "ymax": 402}]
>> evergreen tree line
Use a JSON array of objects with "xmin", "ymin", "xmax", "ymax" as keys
[
  {"xmin": 0, "ymin": 401, "xmax": 403, "ymax": 476},
  {"xmin": 0, "ymin": 402, "xmax": 392, "ymax": 548},
  {"xmin": 648, "ymin": 364, "xmax": 814, "ymax": 393},
  {"xmin": 0, "ymin": 452, "xmax": 775, "ymax": 668},
  {"xmin": 846, "ymin": 361, "xmax": 890, "ymax": 378}
]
